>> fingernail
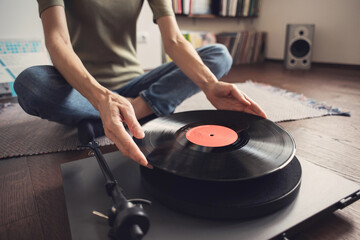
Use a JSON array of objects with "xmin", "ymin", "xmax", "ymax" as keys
[
  {"xmin": 146, "ymin": 163, "xmax": 153, "ymax": 169},
  {"xmin": 137, "ymin": 129, "xmax": 145, "ymax": 138}
]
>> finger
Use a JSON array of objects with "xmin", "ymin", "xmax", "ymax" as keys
[
  {"xmin": 249, "ymin": 101, "xmax": 267, "ymax": 118},
  {"xmin": 230, "ymin": 86, "xmax": 251, "ymax": 106},
  {"xmin": 117, "ymin": 134, "xmax": 148, "ymax": 167},
  {"xmin": 242, "ymin": 106, "xmax": 259, "ymax": 116},
  {"xmin": 245, "ymin": 97, "xmax": 267, "ymax": 118},
  {"xmin": 120, "ymin": 104, "xmax": 145, "ymax": 139},
  {"xmin": 107, "ymin": 123, "xmax": 148, "ymax": 167}
]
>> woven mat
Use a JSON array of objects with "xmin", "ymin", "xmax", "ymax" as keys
[
  {"xmin": 0, "ymin": 104, "xmax": 112, "ymax": 159},
  {"xmin": 0, "ymin": 80, "xmax": 349, "ymax": 159},
  {"xmin": 175, "ymin": 80, "xmax": 350, "ymax": 121}
]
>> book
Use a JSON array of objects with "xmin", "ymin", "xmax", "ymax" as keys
[
  {"xmin": 238, "ymin": 31, "xmax": 249, "ymax": 64},
  {"xmin": 216, "ymin": 32, "xmax": 237, "ymax": 51},
  {"xmin": 182, "ymin": 0, "xmax": 191, "ymax": 15},
  {"xmin": 248, "ymin": 0, "xmax": 255, "ymax": 16},
  {"xmin": 229, "ymin": 0, "xmax": 238, "ymax": 17},
  {"xmin": 178, "ymin": 0, "xmax": 182, "ymax": 14},
  {"xmin": 236, "ymin": 0, "xmax": 244, "ymax": 16},
  {"xmin": 216, "ymin": 31, "xmax": 266, "ymax": 65},
  {"xmin": 244, "ymin": 31, "xmax": 256, "ymax": 63},
  {"xmin": 230, "ymin": 32, "xmax": 242, "ymax": 59},
  {"xmin": 253, "ymin": 0, "xmax": 260, "ymax": 16},
  {"xmin": 233, "ymin": 31, "xmax": 247, "ymax": 65},
  {"xmin": 252, "ymin": 32, "xmax": 263, "ymax": 62},
  {"xmin": 220, "ymin": 0, "xmax": 228, "ymax": 16},
  {"xmin": 192, "ymin": 0, "xmax": 212, "ymax": 15},
  {"xmin": 242, "ymin": 0, "xmax": 251, "ymax": 16}
]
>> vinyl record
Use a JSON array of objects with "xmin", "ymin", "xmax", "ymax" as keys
[{"xmin": 135, "ymin": 110, "xmax": 295, "ymax": 181}]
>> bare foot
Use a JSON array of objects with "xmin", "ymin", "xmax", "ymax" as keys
[
  {"xmin": 128, "ymin": 96, "xmax": 153, "ymax": 120},
  {"xmin": 125, "ymin": 97, "xmax": 134, "ymax": 103}
]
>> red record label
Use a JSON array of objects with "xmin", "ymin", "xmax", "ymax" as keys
[{"xmin": 185, "ymin": 125, "xmax": 238, "ymax": 147}]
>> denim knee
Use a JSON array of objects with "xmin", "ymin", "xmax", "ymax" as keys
[
  {"xmin": 14, "ymin": 66, "xmax": 42, "ymax": 114},
  {"xmin": 14, "ymin": 65, "xmax": 69, "ymax": 116},
  {"xmin": 198, "ymin": 43, "xmax": 233, "ymax": 79},
  {"xmin": 15, "ymin": 66, "xmax": 42, "ymax": 99},
  {"xmin": 15, "ymin": 65, "xmax": 66, "ymax": 92}
]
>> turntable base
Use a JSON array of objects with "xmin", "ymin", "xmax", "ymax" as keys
[
  {"xmin": 61, "ymin": 151, "xmax": 360, "ymax": 240},
  {"xmin": 140, "ymin": 157, "xmax": 301, "ymax": 220}
]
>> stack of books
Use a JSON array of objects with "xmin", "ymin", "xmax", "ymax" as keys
[
  {"xmin": 182, "ymin": 31, "xmax": 217, "ymax": 49},
  {"xmin": 165, "ymin": 31, "xmax": 217, "ymax": 62},
  {"xmin": 172, "ymin": 0, "xmax": 193, "ymax": 15},
  {"xmin": 172, "ymin": 0, "xmax": 260, "ymax": 17},
  {"xmin": 216, "ymin": 31, "xmax": 267, "ymax": 65},
  {"xmin": 219, "ymin": 0, "xmax": 260, "ymax": 17},
  {"xmin": 172, "ymin": 0, "xmax": 217, "ymax": 15}
]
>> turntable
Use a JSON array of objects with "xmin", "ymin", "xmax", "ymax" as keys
[
  {"xmin": 135, "ymin": 110, "xmax": 300, "ymax": 220},
  {"xmin": 61, "ymin": 110, "xmax": 360, "ymax": 240}
]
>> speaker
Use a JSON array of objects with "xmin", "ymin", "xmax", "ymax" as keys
[{"xmin": 284, "ymin": 24, "xmax": 315, "ymax": 70}]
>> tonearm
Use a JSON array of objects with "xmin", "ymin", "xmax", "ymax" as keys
[{"xmin": 78, "ymin": 122, "xmax": 151, "ymax": 240}]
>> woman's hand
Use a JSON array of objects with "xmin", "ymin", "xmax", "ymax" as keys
[
  {"xmin": 96, "ymin": 91, "xmax": 151, "ymax": 168},
  {"xmin": 204, "ymin": 81, "xmax": 267, "ymax": 118}
]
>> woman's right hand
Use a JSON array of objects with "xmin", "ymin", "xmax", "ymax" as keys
[
  {"xmin": 39, "ymin": 6, "xmax": 149, "ymax": 167},
  {"xmin": 96, "ymin": 90, "xmax": 150, "ymax": 168}
]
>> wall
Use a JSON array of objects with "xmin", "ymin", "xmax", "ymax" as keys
[
  {"xmin": 177, "ymin": 0, "xmax": 360, "ymax": 65},
  {"xmin": 0, "ymin": 0, "xmax": 43, "ymax": 39},
  {"xmin": 0, "ymin": 0, "xmax": 162, "ymax": 69},
  {"xmin": 2, "ymin": 0, "xmax": 359, "ymax": 66},
  {"xmin": 136, "ymin": 1, "xmax": 163, "ymax": 70}
]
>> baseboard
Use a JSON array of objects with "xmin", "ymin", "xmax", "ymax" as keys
[
  {"xmin": 265, "ymin": 58, "xmax": 360, "ymax": 70},
  {"xmin": 0, "ymin": 96, "xmax": 18, "ymax": 104}
]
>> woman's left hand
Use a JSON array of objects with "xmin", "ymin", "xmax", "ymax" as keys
[{"xmin": 203, "ymin": 81, "xmax": 267, "ymax": 118}]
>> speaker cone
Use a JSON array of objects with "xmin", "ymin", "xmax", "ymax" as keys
[{"xmin": 290, "ymin": 39, "xmax": 310, "ymax": 58}]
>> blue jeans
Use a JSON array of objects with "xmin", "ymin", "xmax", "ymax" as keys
[{"xmin": 14, "ymin": 44, "xmax": 232, "ymax": 126}]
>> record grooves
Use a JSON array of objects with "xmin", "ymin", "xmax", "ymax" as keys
[
  {"xmin": 135, "ymin": 110, "xmax": 296, "ymax": 181},
  {"xmin": 135, "ymin": 110, "xmax": 302, "ymax": 219}
]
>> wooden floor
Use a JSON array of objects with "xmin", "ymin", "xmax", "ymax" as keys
[{"xmin": 0, "ymin": 61, "xmax": 359, "ymax": 240}]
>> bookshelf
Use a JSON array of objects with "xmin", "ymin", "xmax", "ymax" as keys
[
  {"xmin": 172, "ymin": 0, "xmax": 265, "ymax": 65},
  {"xmin": 175, "ymin": 14, "xmax": 258, "ymax": 19},
  {"xmin": 216, "ymin": 31, "xmax": 266, "ymax": 65},
  {"xmin": 172, "ymin": 0, "xmax": 260, "ymax": 18}
]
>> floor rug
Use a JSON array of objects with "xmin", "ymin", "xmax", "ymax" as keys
[{"xmin": 0, "ymin": 80, "xmax": 350, "ymax": 159}]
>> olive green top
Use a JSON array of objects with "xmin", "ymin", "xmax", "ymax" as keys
[{"xmin": 37, "ymin": 0, "xmax": 174, "ymax": 90}]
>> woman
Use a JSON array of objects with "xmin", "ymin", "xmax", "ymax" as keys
[{"xmin": 14, "ymin": 0, "xmax": 266, "ymax": 167}]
